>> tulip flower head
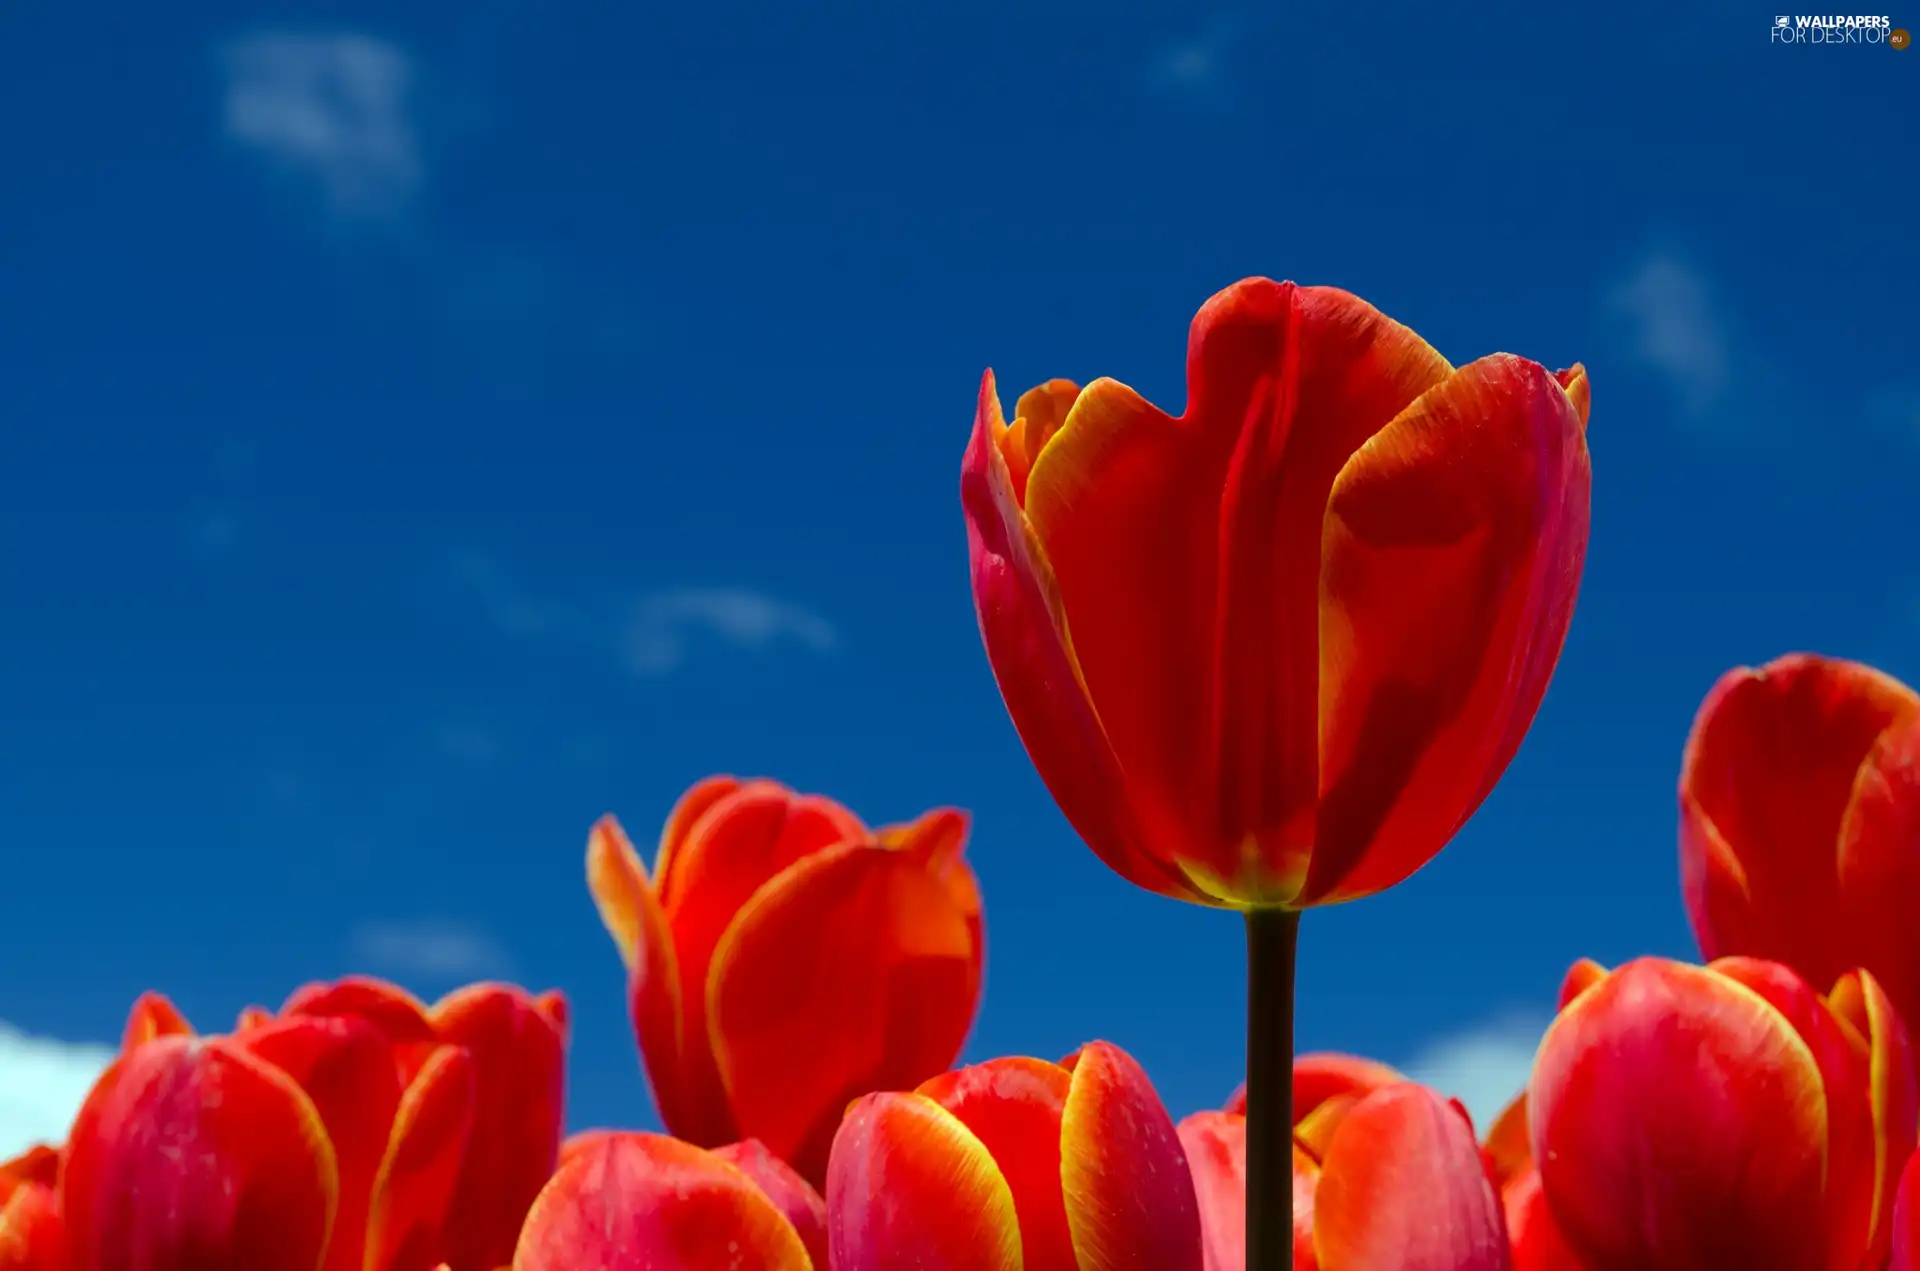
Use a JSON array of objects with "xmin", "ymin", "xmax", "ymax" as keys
[
  {"xmin": 588, "ymin": 776, "xmax": 985, "ymax": 1184},
  {"xmin": 826, "ymin": 1041, "xmax": 1202, "ymax": 1271},
  {"xmin": 1680, "ymin": 653, "xmax": 1920, "ymax": 1061},
  {"xmin": 54, "ymin": 979, "xmax": 566, "ymax": 1271},
  {"xmin": 1181, "ymin": 1057, "xmax": 1511, "ymax": 1271},
  {"xmin": 963, "ymin": 276, "xmax": 1592, "ymax": 910},
  {"xmin": 1528, "ymin": 955, "xmax": 1916, "ymax": 1271}
]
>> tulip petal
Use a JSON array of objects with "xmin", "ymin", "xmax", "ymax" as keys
[
  {"xmin": 61, "ymin": 1036, "xmax": 338, "ymax": 1271},
  {"xmin": 121, "ymin": 992, "xmax": 193, "ymax": 1049},
  {"xmin": 513, "ymin": 1131, "xmax": 811, "ymax": 1271},
  {"xmin": 0, "ymin": 1150, "xmax": 57, "ymax": 1196},
  {"xmin": 1711, "ymin": 955, "xmax": 1876, "ymax": 1266},
  {"xmin": 1177, "ymin": 1111, "xmax": 1254, "ymax": 1271},
  {"xmin": 0, "ymin": 1182, "xmax": 61, "ymax": 1271},
  {"xmin": 1680, "ymin": 655, "xmax": 1920, "ymax": 986},
  {"xmin": 1528, "ymin": 957, "xmax": 1829, "ymax": 1269},
  {"xmin": 1829, "ymin": 967, "xmax": 1919, "ymax": 1265},
  {"xmin": 826, "ymin": 1093, "xmax": 1021, "ymax": 1271},
  {"xmin": 1023, "ymin": 279, "xmax": 1452, "ymax": 904},
  {"xmin": 648, "ymin": 773, "xmax": 746, "ymax": 901},
  {"xmin": 714, "ymin": 1139, "xmax": 830, "ymax": 1271},
  {"xmin": 1555, "ymin": 958, "xmax": 1606, "ymax": 1010},
  {"xmin": 1839, "ymin": 713, "xmax": 1920, "ymax": 1065},
  {"xmin": 241, "ymin": 1015, "xmax": 404, "ymax": 1271},
  {"xmin": 1312, "ymin": 1083, "xmax": 1509, "ymax": 1271},
  {"xmin": 1893, "ymin": 1150, "xmax": 1920, "ymax": 1271},
  {"xmin": 962, "ymin": 370, "xmax": 1204, "ymax": 902},
  {"xmin": 429, "ymin": 984, "xmax": 568, "ymax": 1271},
  {"xmin": 364, "ymin": 1046, "xmax": 478, "ymax": 1271},
  {"xmin": 1501, "ymin": 1165, "xmax": 1581, "ymax": 1271},
  {"xmin": 586, "ymin": 816, "xmax": 716, "ymax": 1146},
  {"xmin": 1552, "ymin": 365, "xmax": 1590, "ymax": 429},
  {"xmin": 919, "ymin": 1057, "xmax": 1076, "ymax": 1271},
  {"xmin": 1482, "ymin": 1091, "xmax": 1532, "ymax": 1187},
  {"xmin": 709, "ymin": 841, "xmax": 981, "ymax": 1183},
  {"xmin": 1057, "ymin": 1041, "xmax": 1202, "ymax": 1271},
  {"xmin": 1290, "ymin": 1052, "xmax": 1405, "ymax": 1121},
  {"xmin": 1304, "ymin": 353, "xmax": 1590, "ymax": 904}
]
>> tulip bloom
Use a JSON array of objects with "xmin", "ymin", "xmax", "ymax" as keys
[
  {"xmin": 588, "ymin": 776, "xmax": 984, "ymax": 1183},
  {"xmin": 1529, "ymin": 955, "xmax": 1916, "ymax": 1270},
  {"xmin": 1680, "ymin": 654, "xmax": 1920, "ymax": 1058},
  {"xmin": 1181, "ymin": 1060, "xmax": 1511, "ymax": 1271},
  {"xmin": 59, "ymin": 978, "xmax": 565, "ymax": 1271},
  {"xmin": 515, "ymin": 1132, "xmax": 821, "ymax": 1271},
  {"xmin": 825, "ymin": 1041, "xmax": 1201, "ymax": 1270},
  {"xmin": 962, "ymin": 276, "xmax": 1592, "ymax": 909},
  {"xmin": 0, "ymin": 1147, "xmax": 61, "ymax": 1271}
]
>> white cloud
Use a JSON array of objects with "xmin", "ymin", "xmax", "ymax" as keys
[
  {"xmin": 622, "ymin": 588, "xmax": 839, "ymax": 676},
  {"xmin": 348, "ymin": 921, "xmax": 514, "ymax": 983},
  {"xmin": 221, "ymin": 31, "xmax": 419, "ymax": 219},
  {"xmin": 1399, "ymin": 1012, "xmax": 1548, "ymax": 1133},
  {"xmin": 0, "ymin": 1024, "xmax": 114, "ymax": 1158},
  {"xmin": 452, "ymin": 553, "xmax": 836, "ymax": 678},
  {"xmin": 1606, "ymin": 252, "xmax": 1733, "ymax": 418}
]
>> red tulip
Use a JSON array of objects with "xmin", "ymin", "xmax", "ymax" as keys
[
  {"xmin": 1680, "ymin": 654, "xmax": 1920, "ymax": 1064},
  {"xmin": 0, "ymin": 1147, "xmax": 62, "ymax": 1271},
  {"xmin": 1529, "ymin": 955, "xmax": 1917, "ymax": 1270},
  {"xmin": 962, "ymin": 276, "xmax": 1592, "ymax": 907},
  {"xmin": 274, "ymin": 976, "xmax": 570, "ymax": 1271},
  {"xmin": 513, "ymin": 1132, "xmax": 814, "ymax": 1270},
  {"xmin": 58, "ymin": 978, "xmax": 565, "ymax": 1271},
  {"xmin": 1182, "ymin": 1067, "xmax": 1510, "ymax": 1271},
  {"xmin": 587, "ymin": 776, "xmax": 985, "ymax": 1183},
  {"xmin": 825, "ymin": 1041, "xmax": 1201, "ymax": 1270}
]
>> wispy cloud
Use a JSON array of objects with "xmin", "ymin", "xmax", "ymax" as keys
[
  {"xmin": 0, "ymin": 1024, "xmax": 114, "ymax": 1158},
  {"xmin": 348, "ymin": 920, "xmax": 514, "ymax": 985},
  {"xmin": 623, "ymin": 588, "xmax": 839, "ymax": 676},
  {"xmin": 1146, "ymin": 16, "xmax": 1245, "ymax": 110},
  {"xmin": 452, "ymin": 553, "xmax": 838, "ymax": 678},
  {"xmin": 1400, "ymin": 1011, "xmax": 1547, "ymax": 1132},
  {"xmin": 1606, "ymin": 251, "xmax": 1734, "ymax": 419},
  {"xmin": 221, "ymin": 31, "xmax": 420, "ymax": 220}
]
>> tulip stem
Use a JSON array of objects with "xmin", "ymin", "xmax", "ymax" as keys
[{"xmin": 1244, "ymin": 907, "xmax": 1302, "ymax": 1271}]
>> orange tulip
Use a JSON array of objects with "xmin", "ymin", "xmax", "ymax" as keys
[
  {"xmin": 1182, "ymin": 1060, "xmax": 1510, "ymax": 1271},
  {"xmin": 58, "ymin": 978, "xmax": 564, "ymax": 1271},
  {"xmin": 0, "ymin": 1147, "xmax": 62, "ymax": 1271},
  {"xmin": 825, "ymin": 1041, "xmax": 1202, "ymax": 1270},
  {"xmin": 961, "ymin": 276, "xmax": 1592, "ymax": 908},
  {"xmin": 1680, "ymin": 653, "xmax": 1920, "ymax": 1063},
  {"xmin": 1529, "ymin": 955, "xmax": 1916, "ymax": 1270},
  {"xmin": 513, "ymin": 1132, "xmax": 815, "ymax": 1271},
  {"xmin": 587, "ymin": 775, "xmax": 984, "ymax": 1184}
]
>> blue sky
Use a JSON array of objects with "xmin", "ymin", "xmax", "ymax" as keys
[{"xmin": 2, "ymin": 0, "xmax": 1916, "ymax": 1152}]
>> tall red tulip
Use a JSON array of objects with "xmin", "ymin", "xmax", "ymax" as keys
[
  {"xmin": 587, "ymin": 776, "xmax": 984, "ymax": 1184},
  {"xmin": 1680, "ymin": 653, "xmax": 1920, "ymax": 1065},
  {"xmin": 963, "ymin": 276, "xmax": 1591, "ymax": 1271},
  {"xmin": 1182, "ymin": 1061, "xmax": 1511, "ymax": 1271},
  {"xmin": 1529, "ymin": 955, "xmax": 1916, "ymax": 1270},
  {"xmin": 825, "ymin": 1041, "xmax": 1202, "ymax": 1271}
]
